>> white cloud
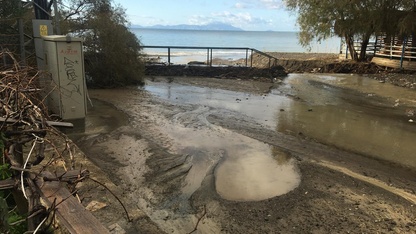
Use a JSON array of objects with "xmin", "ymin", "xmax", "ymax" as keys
[
  {"xmin": 128, "ymin": 15, "xmax": 168, "ymax": 26},
  {"xmin": 234, "ymin": 2, "xmax": 247, "ymax": 9},
  {"xmin": 235, "ymin": 0, "xmax": 284, "ymax": 9},
  {"xmin": 188, "ymin": 11, "xmax": 272, "ymax": 29},
  {"xmin": 259, "ymin": 0, "xmax": 283, "ymax": 9}
]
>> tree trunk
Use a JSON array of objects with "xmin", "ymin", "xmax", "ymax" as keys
[
  {"xmin": 359, "ymin": 34, "xmax": 371, "ymax": 61},
  {"xmin": 345, "ymin": 35, "xmax": 358, "ymax": 61}
]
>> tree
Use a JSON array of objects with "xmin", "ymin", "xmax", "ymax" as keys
[
  {"xmin": 0, "ymin": 0, "xmax": 33, "ymax": 60},
  {"xmin": 284, "ymin": 0, "xmax": 416, "ymax": 61},
  {"xmin": 60, "ymin": 0, "xmax": 144, "ymax": 87}
]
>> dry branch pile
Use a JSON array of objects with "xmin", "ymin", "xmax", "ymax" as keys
[{"xmin": 0, "ymin": 51, "xmax": 88, "ymax": 233}]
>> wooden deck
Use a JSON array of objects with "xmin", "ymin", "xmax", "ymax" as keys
[
  {"xmin": 36, "ymin": 171, "xmax": 110, "ymax": 234},
  {"xmin": 372, "ymin": 56, "xmax": 416, "ymax": 70}
]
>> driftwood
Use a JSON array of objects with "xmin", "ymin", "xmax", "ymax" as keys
[
  {"xmin": 0, "ymin": 117, "xmax": 74, "ymax": 128},
  {"xmin": 0, "ymin": 51, "xmax": 112, "ymax": 233},
  {"xmin": 35, "ymin": 171, "xmax": 110, "ymax": 234},
  {"xmin": 0, "ymin": 178, "xmax": 16, "ymax": 190}
]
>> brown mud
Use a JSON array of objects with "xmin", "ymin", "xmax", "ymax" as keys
[{"xmin": 73, "ymin": 54, "xmax": 416, "ymax": 233}]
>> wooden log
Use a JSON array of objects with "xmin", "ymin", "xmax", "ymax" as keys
[
  {"xmin": 35, "ymin": 171, "xmax": 110, "ymax": 234},
  {"xmin": 0, "ymin": 117, "xmax": 74, "ymax": 128},
  {"xmin": 0, "ymin": 178, "xmax": 16, "ymax": 190},
  {"xmin": 43, "ymin": 170, "xmax": 89, "ymax": 183}
]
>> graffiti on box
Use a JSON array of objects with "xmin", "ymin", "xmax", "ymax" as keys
[{"xmin": 61, "ymin": 56, "xmax": 82, "ymax": 98}]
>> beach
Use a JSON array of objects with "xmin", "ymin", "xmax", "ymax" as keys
[{"xmin": 72, "ymin": 56, "xmax": 416, "ymax": 233}]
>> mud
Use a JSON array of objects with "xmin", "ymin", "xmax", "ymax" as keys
[{"xmin": 76, "ymin": 75, "xmax": 416, "ymax": 233}]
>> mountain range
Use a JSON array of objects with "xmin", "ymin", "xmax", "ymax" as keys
[{"xmin": 131, "ymin": 22, "xmax": 243, "ymax": 31}]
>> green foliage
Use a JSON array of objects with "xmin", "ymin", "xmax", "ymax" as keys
[
  {"xmin": 0, "ymin": 133, "xmax": 26, "ymax": 234},
  {"xmin": 0, "ymin": 133, "xmax": 11, "ymax": 180},
  {"xmin": 0, "ymin": 164, "xmax": 11, "ymax": 180},
  {"xmin": 0, "ymin": 196, "xmax": 9, "ymax": 232},
  {"xmin": 0, "ymin": 132, "xmax": 4, "ymax": 158},
  {"xmin": 0, "ymin": 0, "xmax": 23, "ymax": 18},
  {"xmin": 1, "ymin": 190, "xmax": 27, "ymax": 234},
  {"xmin": 284, "ymin": 0, "xmax": 416, "ymax": 61},
  {"xmin": 0, "ymin": 0, "xmax": 34, "ymax": 57},
  {"xmin": 61, "ymin": 0, "xmax": 145, "ymax": 87},
  {"xmin": 7, "ymin": 211, "xmax": 27, "ymax": 234}
]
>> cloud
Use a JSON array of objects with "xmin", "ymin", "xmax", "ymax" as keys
[
  {"xmin": 234, "ymin": 0, "xmax": 284, "ymax": 9},
  {"xmin": 258, "ymin": 0, "xmax": 284, "ymax": 9},
  {"xmin": 188, "ymin": 11, "xmax": 272, "ymax": 30},
  {"xmin": 234, "ymin": 3, "xmax": 247, "ymax": 9},
  {"xmin": 128, "ymin": 15, "xmax": 168, "ymax": 26}
]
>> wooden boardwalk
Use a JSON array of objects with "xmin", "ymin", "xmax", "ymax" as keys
[{"xmin": 372, "ymin": 56, "xmax": 416, "ymax": 70}]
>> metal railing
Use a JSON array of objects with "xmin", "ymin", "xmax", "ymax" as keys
[{"xmin": 141, "ymin": 46, "xmax": 278, "ymax": 68}]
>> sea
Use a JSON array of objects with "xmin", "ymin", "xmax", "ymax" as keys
[{"xmin": 130, "ymin": 28, "xmax": 341, "ymax": 64}]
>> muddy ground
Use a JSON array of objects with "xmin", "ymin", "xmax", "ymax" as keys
[
  {"xmin": 71, "ymin": 55, "xmax": 416, "ymax": 234},
  {"xmin": 73, "ymin": 78, "xmax": 416, "ymax": 234}
]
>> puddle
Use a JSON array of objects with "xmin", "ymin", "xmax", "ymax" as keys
[
  {"xmin": 215, "ymin": 145, "xmax": 300, "ymax": 201},
  {"xmin": 145, "ymin": 74, "xmax": 416, "ymax": 169},
  {"xmin": 145, "ymin": 81, "xmax": 290, "ymax": 128},
  {"xmin": 279, "ymin": 74, "xmax": 416, "ymax": 168},
  {"xmin": 161, "ymin": 115, "xmax": 300, "ymax": 201}
]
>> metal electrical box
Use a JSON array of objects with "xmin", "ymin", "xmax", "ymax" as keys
[{"xmin": 43, "ymin": 35, "xmax": 87, "ymax": 121}]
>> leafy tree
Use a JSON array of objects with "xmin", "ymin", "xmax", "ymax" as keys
[
  {"xmin": 60, "ymin": 0, "xmax": 144, "ymax": 87},
  {"xmin": 0, "ymin": 0, "xmax": 33, "ymax": 59},
  {"xmin": 284, "ymin": 0, "xmax": 416, "ymax": 61}
]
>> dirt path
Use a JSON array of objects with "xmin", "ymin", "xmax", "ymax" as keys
[{"xmin": 77, "ymin": 76, "xmax": 416, "ymax": 234}]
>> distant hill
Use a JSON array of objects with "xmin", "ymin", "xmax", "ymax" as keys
[{"xmin": 131, "ymin": 22, "xmax": 243, "ymax": 31}]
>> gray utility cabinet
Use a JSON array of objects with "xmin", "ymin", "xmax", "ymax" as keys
[{"xmin": 43, "ymin": 35, "xmax": 86, "ymax": 120}]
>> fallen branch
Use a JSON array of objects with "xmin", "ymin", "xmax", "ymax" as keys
[
  {"xmin": 88, "ymin": 177, "xmax": 131, "ymax": 222},
  {"xmin": 0, "ymin": 178, "xmax": 16, "ymax": 190},
  {"xmin": 187, "ymin": 205, "xmax": 207, "ymax": 234}
]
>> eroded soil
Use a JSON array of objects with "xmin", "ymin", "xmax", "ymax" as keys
[{"xmin": 76, "ymin": 75, "xmax": 416, "ymax": 234}]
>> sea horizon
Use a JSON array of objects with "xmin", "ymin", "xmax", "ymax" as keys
[
  {"xmin": 130, "ymin": 28, "xmax": 341, "ymax": 64},
  {"xmin": 130, "ymin": 26, "xmax": 300, "ymax": 33}
]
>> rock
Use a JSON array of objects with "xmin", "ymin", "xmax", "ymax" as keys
[
  {"xmin": 86, "ymin": 200, "xmax": 107, "ymax": 212},
  {"xmin": 108, "ymin": 223, "xmax": 126, "ymax": 234}
]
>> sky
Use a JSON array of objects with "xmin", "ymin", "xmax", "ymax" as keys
[{"xmin": 113, "ymin": 0, "xmax": 298, "ymax": 31}]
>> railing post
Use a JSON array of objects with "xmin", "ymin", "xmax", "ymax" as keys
[
  {"xmin": 390, "ymin": 40, "xmax": 393, "ymax": 59},
  {"xmin": 168, "ymin": 47, "xmax": 171, "ymax": 65},
  {"xmin": 400, "ymin": 36, "xmax": 407, "ymax": 69},
  {"xmin": 245, "ymin": 49, "xmax": 248, "ymax": 67},
  {"xmin": 250, "ymin": 49, "xmax": 253, "ymax": 67},
  {"xmin": 210, "ymin": 48, "xmax": 213, "ymax": 67},
  {"xmin": 207, "ymin": 48, "xmax": 209, "ymax": 65}
]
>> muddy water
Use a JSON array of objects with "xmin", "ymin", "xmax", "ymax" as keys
[
  {"xmin": 279, "ymin": 74, "xmax": 416, "ymax": 168},
  {"xmin": 215, "ymin": 145, "xmax": 300, "ymax": 201},
  {"xmin": 69, "ymin": 99, "xmax": 129, "ymax": 141},
  {"xmin": 159, "ymin": 108, "xmax": 300, "ymax": 201},
  {"xmin": 145, "ymin": 74, "xmax": 416, "ymax": 172},
  {"xmin": 146, "ymin": 82, "xmax": 302, "ymax": 200}
]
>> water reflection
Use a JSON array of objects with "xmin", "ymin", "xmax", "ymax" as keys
[
  {"xmin": 145, "ymin": 81, "xmax": 290, "ymax": 128},
  {"xmin": 215, "ymin": 146, "xmax": 299, "ymax": 201},
  {"xmin": 145, "ymin": 73, "xmax": 416, "ymax": 172},
  {"xmin": 278, "ymin": 74, "xmax": 416, "ymax": 168},
  {"xmin": 162, "ymin": 118, "xmax": 300, "ymax": 201}
]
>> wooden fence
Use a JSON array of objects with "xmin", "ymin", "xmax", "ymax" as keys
[{"xmin": 340, "ymin": 35, "xmax": 416, "ymax": 70}]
